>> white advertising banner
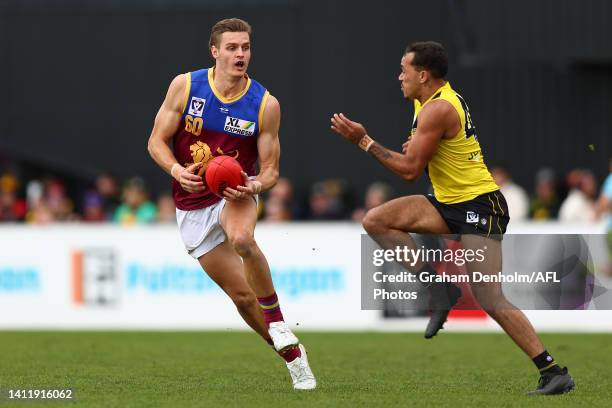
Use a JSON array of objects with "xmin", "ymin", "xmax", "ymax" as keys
[
  {"xmin": 0, "ymin": 224, "xmax": 376, "ymax": 329},
  {"xmin": 0, "ymin": 223, "xmax": 610, "ymax": 331}
]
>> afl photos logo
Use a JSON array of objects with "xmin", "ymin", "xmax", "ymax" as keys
[{"xmin": 188, "ymin": 96, "xmax": 205, "ymax": 117}]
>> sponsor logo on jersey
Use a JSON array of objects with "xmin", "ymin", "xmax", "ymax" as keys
[
  {"xmin": 466, "ymin": 211, "xmax": 479, "ymax": 224},
  {"xmin": 224, "ymin": 116, "xmax": 255, "ymax": 136},
  {"xmin": 219, "ymin": 106, "xmax": 229, "ymax": 114},
  {"xmin": 468, "ymin": 150, "xmax": 482, "ymax": 162},
  {"xmin": 188, "ymin": 96, "xmax": 205, "ymax": 117}
]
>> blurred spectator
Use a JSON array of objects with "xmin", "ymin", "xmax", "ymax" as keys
[
  {"xmin": 263, "ymin": 178, "xmax": 294, "ymax": 222},
  {"xmin": 0, "ymin": 190, "xmax": 27, "ymax": 222},
  {"xmin": 596, "ymin": 159, "xmax": 612, "ymax": 276},
  {"xmin": 26, "ymin": 179, "xmax": 44, "ymax": 209},
  {"xmin": 307, "ymin": 179, "xmax": 346, "ymax": 220},
  {"xmin": 0, "ymin": 172, "xmax": 19, "ymax": 194},
  {"xmin": 596, "ymin": 159, "xmax": 612, "ymax": 220},
  {"xmin": 24, "ymin": 178, "xmax": 79, "ymax": 223},
  {"xmin": 352, "ymin": 182, "xmax": 393, "ymax": 222},
  {"xmin": 0, "ymin": 173, "xmax": 27, "ymax": 222},
  {"xmin": 82, "ymin": 191, "xmax": 106, "ymax": 222},
  {"xmin": 529, "ymin": 168, "xmax": 560, "ymax": 220},
  {"xmin": 269, "ymin": 177, "xmax": 293, "ymax": 202},
  {"xmin": 559, "ymin": 169, "xmax": 597, "ymax": 222},
  {"xmin": 114, "ymin": 177, "xmax": 158, "ymax": 225},
  {"xmin": 263, "ymin": 197, "xmax": 292, "ymax": 222},
  {"xmin": 45, "ymin": 179, "xmax": 79, "ymax": 221},
  {"xmin": 156, "ymin": 193, "xmax": 176, "ymax": 223},
  {"xmin": 96, "ymin": 172, "xmax": 121, "ymax": 220},
  {"xmin": 491, "ymin": 167, "xmax": 528, "ymax": 222},
  {"xmin": 28, "ymin": 200, "xmax": 55, "ymax": 224}
]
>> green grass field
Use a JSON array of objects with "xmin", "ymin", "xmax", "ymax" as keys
[{"xmin": 0, "ymin": 331, "xmax": 610, "ymax": 407}]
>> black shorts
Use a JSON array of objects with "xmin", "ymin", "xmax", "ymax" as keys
[{"xmin": 425, "ymin": 190, "xmax": 510, "ymax": 240}]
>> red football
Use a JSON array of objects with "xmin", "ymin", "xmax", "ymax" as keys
[{"xmin": 205, "ymin": 156, "xmax": 244, "ymax": 197}]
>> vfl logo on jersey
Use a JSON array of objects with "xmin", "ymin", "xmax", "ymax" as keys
[
  {"xmin": 188, "ymin": 97, "xmax": 205, "ymax": 117},
  {"xmin": 466, "ymin": 211, "xmax": 479, "ymax": 224},
  {"xmin": 224, "ymin": 116, "xmax": 255, "ymax": 137}
]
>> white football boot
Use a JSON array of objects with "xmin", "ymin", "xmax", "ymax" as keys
[
  {"xmin": 268, "ymin": 321, "xmax": 299, "ymax": 352},
  {"xmin": 285, "ymin": 344, "xmax": 317, "ymax": 390}
]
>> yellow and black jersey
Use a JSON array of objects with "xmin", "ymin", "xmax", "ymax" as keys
[{"xmin": 411, "ymin": 82, "xmax": 499, "ymax": 204}]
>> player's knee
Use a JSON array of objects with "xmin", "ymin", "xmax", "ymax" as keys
[
  {"xmin": 229, "ymin": 290, "xmax": 257, "ymax": 311},
  {"xmin": 362, "ymin": 209, "xmax": 386, "ymax": 235},
  {"xmin": 230, "ymin": 232, "xmax": 256, "ymax": 258},
  {"xmin": 471, "ymin": 285, "xmax": 503, "ymax": 312}
]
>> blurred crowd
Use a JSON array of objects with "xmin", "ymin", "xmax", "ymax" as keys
[
  {"xmin": 261, "ymin": 162, "xmax": 612, "ymax": 225},
  {"xmin": 0, "ymin": 172, "xmax": 175, "ymax": 225},
  {"xmin": 1, "ymin": 160, "xmax": 611, "ymax": 225},
  {"xmin": 491, "ymin": 166, "xmax": 605, "ymax": 223}
]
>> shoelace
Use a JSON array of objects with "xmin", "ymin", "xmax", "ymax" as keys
[
  {"xmin": 537, "ymin": 374, "xmax": 552, "ymax": 389},
  {"xmin": 294, "ymin": 359, "xmax": 314, "ymax": 381},
  {"xmin": 537, "ymin": 366, "xmax": 566, "ymax": 389}
]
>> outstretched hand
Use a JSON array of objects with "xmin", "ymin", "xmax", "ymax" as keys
[{"xmin": 330, "ymin": 113, "xmax": 368, "ymax": 145}]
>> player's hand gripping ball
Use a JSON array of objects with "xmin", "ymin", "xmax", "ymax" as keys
[{"xmin": 205, "ymin": 156, "xmax": 244, "ymax": 197}]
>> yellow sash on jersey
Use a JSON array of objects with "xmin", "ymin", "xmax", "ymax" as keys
[{"xmin": 413, "ymin": 82, "xmax": 499, "ymax": 204}]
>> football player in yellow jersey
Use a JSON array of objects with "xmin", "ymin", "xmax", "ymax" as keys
[{"xmin": 331, "ymin": 41, "xmax": 574, "ymax": 395}]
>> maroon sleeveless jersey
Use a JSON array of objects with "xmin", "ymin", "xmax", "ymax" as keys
[{"xmin": 172, "ymin": 68, "xmax": 269, "ymax": 210}]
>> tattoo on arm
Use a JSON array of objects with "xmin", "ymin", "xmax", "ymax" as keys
[{"xmin": 368, "ymin": 143, "xmax": 392, "ymax": 160}]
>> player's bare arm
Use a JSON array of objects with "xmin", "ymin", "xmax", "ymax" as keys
[
  {"xmin": 253, "ymin": 95, "xmax": 281, "ymax": 190},
  {"xmin": 330, "ymin": 100, "xmax": 458, "ymax": 181},
  {"xmin": 147, "ymin": 74, "xmax": 205, "ymax": 193},
  {"xmin": 225, "ymin": 95, "xmax": 281, "ymax": 201}
]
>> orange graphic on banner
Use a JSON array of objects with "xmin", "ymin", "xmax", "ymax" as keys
[{"xmin": 72, "ymin": 250, "xmax": 84, "ymax": 304}]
